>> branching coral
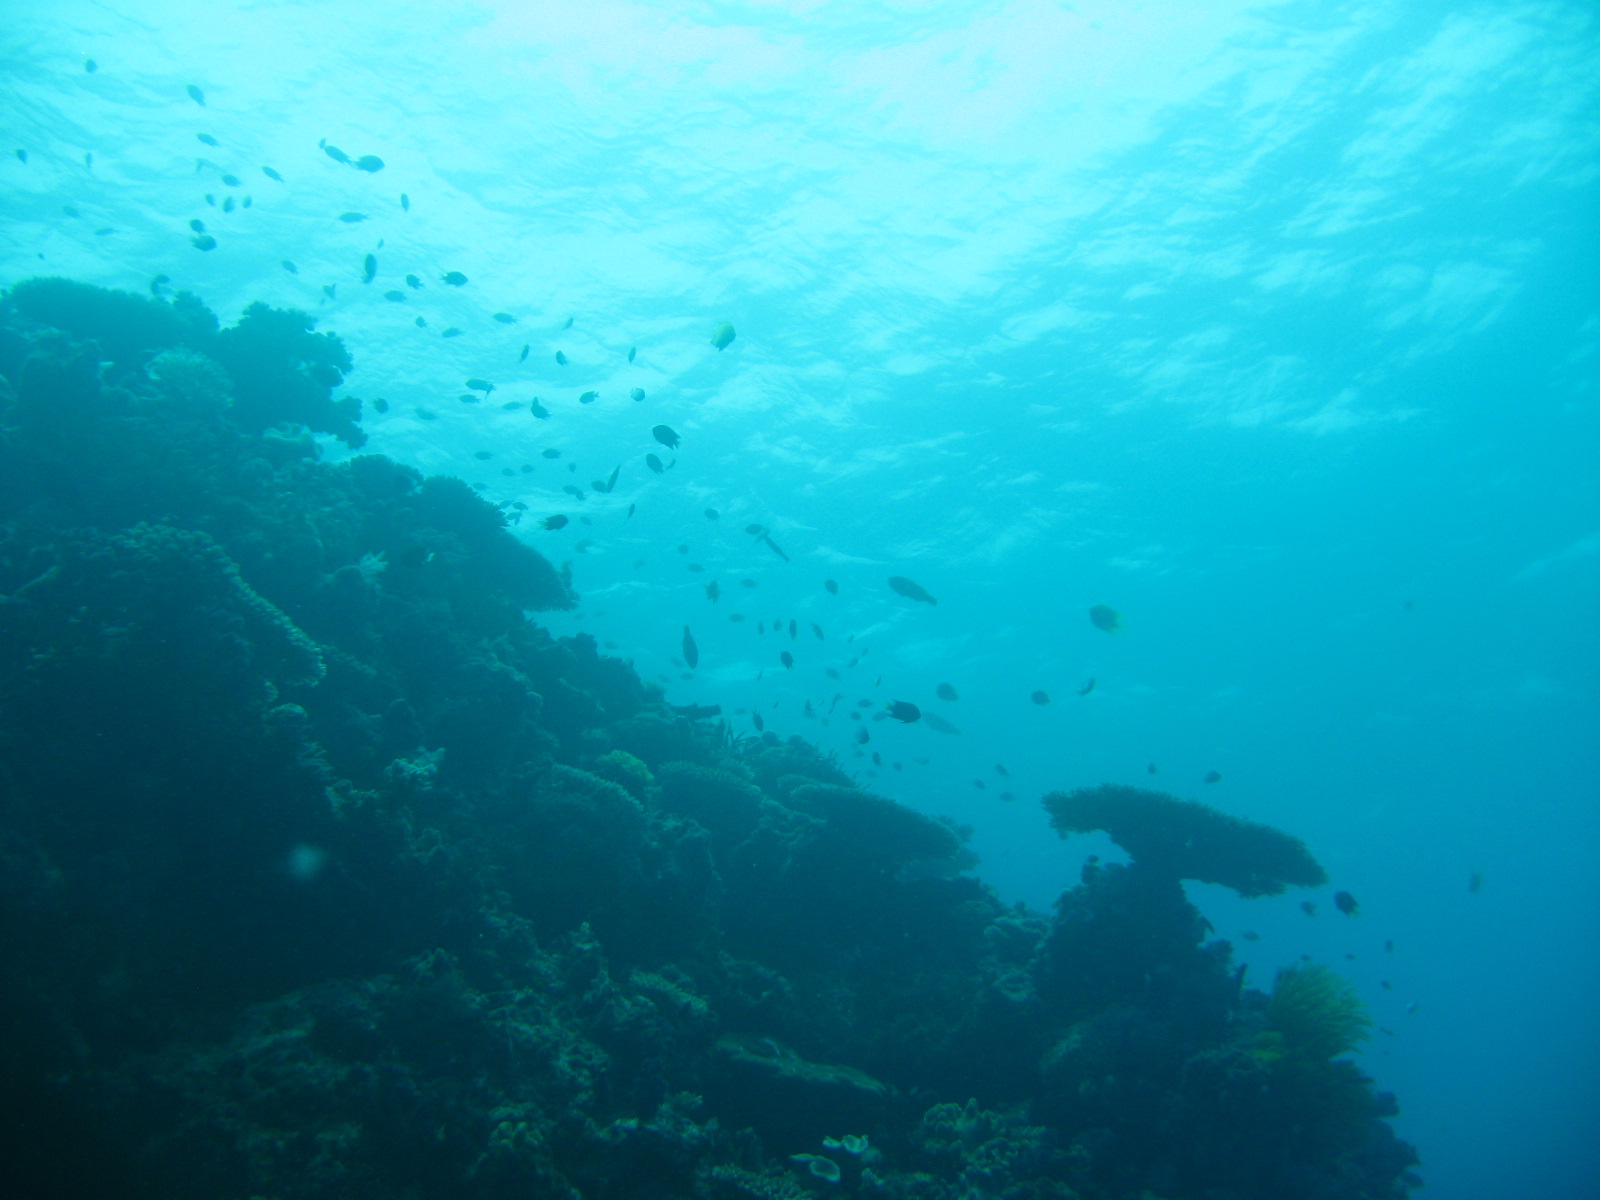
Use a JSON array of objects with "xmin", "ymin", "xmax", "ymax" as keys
[{"xmin": 1042, "ymin": 784, "xmax": 1327, "ymax": 897}]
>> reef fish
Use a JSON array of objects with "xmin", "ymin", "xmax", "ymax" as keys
[
  {"xmin": 936, "ymin": 683, "xmax": 958, "ymax": 701},
  {"xmin": 630, "ymin": 387, "xmax": 646, "ymax": 402},
  {"xmin": 710, "ymin": 321, "xmax": 736, "ymax": 350},
  {"xmin": 338, "ymin": 211, "xmax": 368, "ymax": 223},
  {"xmin": 578, "ymin": 390, "xmax": 599, "ymax": 404},
  {"xmin": 1203, "ymin": 770, "xmax": 1222, "ymax": 784},
  {"xmin": 1334, "ymin": 891, "xmax": 1360, "ymax": 916},
  {"xmin": 1089, "ymin": 604, "xmax": 1123, "ymax": 633},
  {"xmin": 1031, "ymin": 690, "xmax": 1050, "ymax": 705},
  {"xmin": 682, "ymin": 627, "xmax": 699, "ymax": 669},
  {"xmin": 543, "ymin": 514, "xmax": 568, "ymax": 530},
  {"xmin": 262, "ymin": 165, "xmax": 283, "ymax": 181},
  {"xmin": 186, "ymin": 84, "xmax": 205, "ymax": 106},
  {"xmin": 886, "ymin": 701, "xmax": 920, "ymax": 723},
  {"xmin": 888, "ymin": 576, "xmax": 937, "ymax": 606},
  {"xmin": 362, "ymin": 254, "xmax": 377, "ymax": 283},
  {"xmin": 466, "ymin": 378, "xmax": 495, "ymax": 394},
  {"xmin": 493, "ymin": 312, "xmax": 517, "ymax": 324},
  {"xmin": 780, "ymin": 651, "xmax": 794, "ymax": 669},
  {"xmin": 353, "ymin": 154, "xmax": 384, "ymax": 173},
  {"xmin": 441, "ymin": 271, "xmax": 468, "ymax": 286},
  {"xmin": 652, "ymin": 425, "xmax": 680, "ymax": 449},
  {"xmin": 645, "ymin": 453, "xmax": 666, "ymax": 474},
  {"xmin": 825, "ymin": 579, "xmax": 838, "ymax": 595}
]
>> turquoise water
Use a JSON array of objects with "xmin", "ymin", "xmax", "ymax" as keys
[{"xmin": 4, "ymin": 1, "xmax": 1597, "ymax": 1195}]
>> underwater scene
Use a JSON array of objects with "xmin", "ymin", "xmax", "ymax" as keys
[{"xmin": 2, "ymin": 1, "xmax": 1597, "ymax": 1198}]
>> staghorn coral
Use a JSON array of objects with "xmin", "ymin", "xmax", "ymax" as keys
[{"xmin": 1043, "ymin": 783, "xmax": 1327, "ymax": 897}]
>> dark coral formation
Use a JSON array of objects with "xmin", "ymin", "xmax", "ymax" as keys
[
  {"xmin": 0, "ymin": 280, "xmax": 1416, "ymax": 1199},
  {"xmin": 1044, "ymin": 783, "xmax": 1330, "ymax": 897}
]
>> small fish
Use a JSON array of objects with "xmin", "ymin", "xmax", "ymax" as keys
[
  {"xmin": 400, "ymin": 193, "xmax": 410, "ymax": 211},
  {"xmin": 324, "ymin": 284, "xmax": 338, "ymax": 300},
  {"xmin": 338, "ymin": 211, "xmax": 368, "ymax": 223},
  {"xmin": 704, "ymin": 508, "xmax": 719, "ymax": 520},
  {"xmin": 362, "ymin": 253, "xmax": 377, "ymax": 283},
  {"xmin": 1467, "ymin": 870, "xmax": 1483, "ymax": 894},
  {"xmin": 561, "ymin": 315, "xmax": 574, "ymax": 330},
  {"xmin": 751, "ymin": 712, "xmax": 764, "ymax": 731},
  {"xmin": 186, "ymin": 84, "xmax": 205, "ymax": 106},
  {"xmin": 936, "ymin": 683, "xmax": 958, "ymax": 701},
  {"xmin": 384, "ymin": 289, "xmax": 405, "ymax": 302},
  {"xmin": 221, "ymin": 195, "xmax": 235, "ymax": 213},
  {"xmin": 886, "ymin": 700, "xmax": 920, "ymax": 723},
  {"xmin": 706, "ymin": 581, "xmax": 721, "ymax": 603},
  {"xmin": 855, "ymin": 727, "xmax": 870, "ymax": 744},
  {"xmin": 972, "ymin": 779, "xmax": 986, "ymax": 790},
  {"xmin": 1078, "ymin": 678, "xmax": 1096, "ymax": 696},
  {"xmin": 1030, "ymin": 690, "xmax": 1050, "ymax": 705},
  {"xmin": 592, "ymin": 465, "xmax": 620, "ymax": 493},
  {"xmin": 262, "ymin": 165, "xmax": 283, "ymax": 182},
  {"xmin": 544, "ymin": 514, "xmax": 568, "ymax": 531},
  {"xmin": 578, "ymin": 390, "xmax": 599, "ymax": 404},
  {"xmin": 404, "ymin": 274, "xmax": 423, "ymax": 289},
  {"xmin": 441, "ymin": 327, "xmax": 463, "ymax": 338},
  {"xmin": 189, "ymin": 218, "xmax": 206, "ymax": 233},
  {"xmin": 1334, "ymin": 891, "xmax": 1360, "ymax": 916},
  {"xmin": 84, "ymin": 152, "xmax": 93, "ymax": 168},
  {"xmin": 203, "ymin": 194, "xmax": 214, "ymax": 206},
  {"xmin": 220, "ymin": 173, "xmax": 240, "ymax": 187},
  {"xmin": 416, "ymin": 407, "xmax": 437, "ymax": 420},
  {"xmin": 542, "ymin": 449, "xmax": 562, "ymax": 459},
  {"xmin": 466, "ymin": 378, "xmax": 495, "ymax": 394},
  {"xmin": 1241, "ymin": 930, "xmax": 1260, "ymax": 942},
  {"xmin": 652, "ymin": 424, "xmax": 680, "ymax": 449},
  {"xmin": 995, "ymin": 763, "xmax": 1009, "ymax": 776},
  {"xmin": 241, "ymin": 195, "xmax": 252, "ymax": 208},
  {"xmin": 1300, "ymin": 901, "xmax": 1317, "ymax": 916},
  {"xmin": 780, "ymin": 651, "xmax": 794, "ymax": 669},
  {"xmin": 15, "ymin": 149, "xmax": 28, "ymax": 163},
  {"xmin": 372, "ymin": 397, "xmax": 389, "ymax": 414},
  {"xmin": 710, "ymin": 321, "xmax": 736, "ymax": 350},
  {"xmin": 810, "ymin": 622, "xmax": 824, "ymax": 640},
  {"xmin": 518, "ymin": 344, "xmax": 530, "ymax": 362},
  {"xmin": 554, "ymin": 350, "xmax": 568, "ymax": 366},
  {"xmin": 1089, "ymin": 604, "xmax": 1123, "ymax": 633},
  {"xmin": 629, "ymin": 387, "xmax": 645, "ymax": 402},
  {"xmin": 414, "ymin": 316, "xmax": 427, "ymax": 327},
  {"xmin": 322, "ymin": 142, "xmax": 350, "ymax": 164},
  {"xmin": 788, "ymin": 619, "xmax": 798, "ymax": 639},
  {"xmin": 197, "ymin": 133, "xmax": 219, "ymax": 147},
  {"xmin": 191, "ymin": 233, "xmax": 217, "ymax": 251},
  {"xmin": 682, "ymin": 627, "xmax": 699, "ymax": 669},
  {"xmin": 824, "ymin": 579, "xmax": 838, "ymax": 596},
  {"xmin": 888, "ymin": 576, "xmax": 937, "ymax": 606},
  {"xmin": 493, "ymin": 312, "xmax": 517, "ymax": 324},
  {"xmin": 529, "ymin": 398, "xmax": 550, "ymax": 419},
  {"xmin": 1203, "ymin": 770, "xmax": 1222, "ymax": 784},
  {"xmin": 353, "ymin": 154, "xmax": 384, "ymax": 173},
  {"xmin": 441, "ymin": 271, "xmax": 468, "ymax": 286},
  {"xmin": 474, "ymin": 450, "xmax": 493, "ymax": 460},
  {"xmin": 627, "ymin": 346, "xmax": 637, "ymax": 363},
  {"xmin": 1147, "ymin": 763, "xmax": 1158, "ymax": 774}
]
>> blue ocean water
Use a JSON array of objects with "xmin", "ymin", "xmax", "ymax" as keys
[{"xmin": 2, "ymin": 1, "xmax": 1596, "ymax": 1196}]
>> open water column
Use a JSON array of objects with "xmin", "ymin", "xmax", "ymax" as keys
[{"xmin": 1, "ymin": 2, "xmax": 1597, "ymax": 1198}]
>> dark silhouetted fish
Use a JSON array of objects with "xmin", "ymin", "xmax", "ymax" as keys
[
  {"xmin": 221, "ymin": 173, "xmax": 240, "ymax": 187},
  {"xmin": 362, "ymin": 253, "xmax": 377, "ymax": 283},
  {"xmin": 191, "ymin": 234, "xmax": 217, "ymax": 251},
  {"xmin": 1334, "ymin": 891, "xmax": 1359, "ymax": 916},
  {"xmin": 493, "ymin": 312, "xmax": 517, "ymax": 324},
  {"xmin": 578, "ymin": 390, "xmax": 599, "ymax": 404},
  {"xmin": 705, "ymin": 508, "xmax": 719, "ymax": 520},
  {"xmin": 810, "ymin": 622, "xmax": 824, "ymax": 640},
  {"xmin": 519, "ymin": 344, "xmax": 530, "ymax": 361},
  {"xmin": 780, "ymin": 651, "xmax": 794, "ymax": 669},
  {"xmin": 652, "ymin": 424, "xmax": 680, "ymax": 449},
  {"xmin": 354, "ymin": 154, "xmax": 384, "ymax": 173},
  {"xmin": 529, "ymin": 397, "xmax": 550, "ymax": 419},
  {"xmin": 671, "ymin": 702, "xmax": 721, "ymax": 719},
  {"xmin": 371, "ymin": 397, "xmax": 389, "ymax": 414},
  {"xmin": 646, "ymin": 454, "xmax": 665, "ymax": 474},
  {"xmin": 751, "ymin": 712, "xmax": 764, "ymax": 731},
  {"xmin": 1089, "ymin": 604, "xmax": 1123, "ymax": 633},
  {"xmin": 628, "ymin": 346, "xmax": 636, "ymax": 362},
  {"xmin": 197, "ymin": 133, "xmax": 219, "ymax": 147},
  {"xmin": 788, "ymin": 620, "xmax": 797, "ymax": 640},
  {"xmin": 262, "ymin": 165, "xmax": 283, "ymax": 181},
  {"xmin": 824, "ymin": 579, "xmax": 838, "ymax": 595},
  {"xmin": 888, "ymin": 576, "xmax": 937, "ymax": 605},
  {"xmin": 886, "ymin": 700, "xmax": 920, "ymax": 723},
  {"xmin": 441, "ymin": 327, "xmax": 463, "ymax": 338},
  {"xmin": 543, "ymin": 514, "xmax": 568, "ymax": 530},
  {"xmin": 186, "ymin": 84, "xmax": 205, "ymax": 105},
  {"xmin": 441, "ymin": 271, "xmax": 468, "ymax": 286},
  {"xmin": 1203, "ymin": 770, "xmax": 1222, "ymax": 784},
  {"xmin": 322, "ymin": 141, "xmax": 350, "ymax": 164},
  {"xmin": 706, "ymin": 581, "xmax": 721, "ymax": 603},
  {"xmin": 936, "ymin": 682, "xmax": 958, "ymax": 701},
  {"xmin": 562, "ymin": 484, "xmax": 585, "ymax": 501},
  {"xmin": 384, "ymin": 290, "xmax": 404, "ymax": 301},
  {"xmin": 400, "ymin": 193, "xmax": 410, "ymax": 211},
  {"xmin": 1031, "ymin": 690, "xmax": 1050, "ymax": 705},
  {"xmin": 555, "ymin": 350, "xmax": 568, "ymax": 365},
  {"xmin": 405, "ymin": 274, "xmax": 423, "ymax": 289},
  {"xmin": 682, "ymin": 626, "xmax": 699, "ymax": 669},
  {"xmin": 710, "ymin": 321, "xmax": 736, "ymax": 350},
  {"xmin": 630, "ymin": 387, "xmax": 645, "ymax": 401},
  {"xmin": 592, "ymin": 465, "xmax": 621, "ymax": 494},
  {"xmin": 1078, "ymin": 678, "xmax": 1095, "ymax": 696},
  {"xmin": 339, "ymin": 211, "xmax": 368, "ymax": 223}
]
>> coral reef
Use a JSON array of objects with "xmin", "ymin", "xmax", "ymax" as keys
[
  {"xmin": 0, "ymin": 280, "xmax": 1417, "ymax": 1200},
  {"xmin": 1043, "ymin": 783, "xmax": 1329, "ymax": 896}
]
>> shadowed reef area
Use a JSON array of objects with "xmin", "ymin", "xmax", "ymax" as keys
[{"xmin": 0, "ymin": 279, "xmax": 1419, "ymax": 1200}]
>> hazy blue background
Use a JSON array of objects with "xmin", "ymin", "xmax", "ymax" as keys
[{"xmin": 3, "ymin": 1, "xmax": 1597, "ymax": 1196}]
